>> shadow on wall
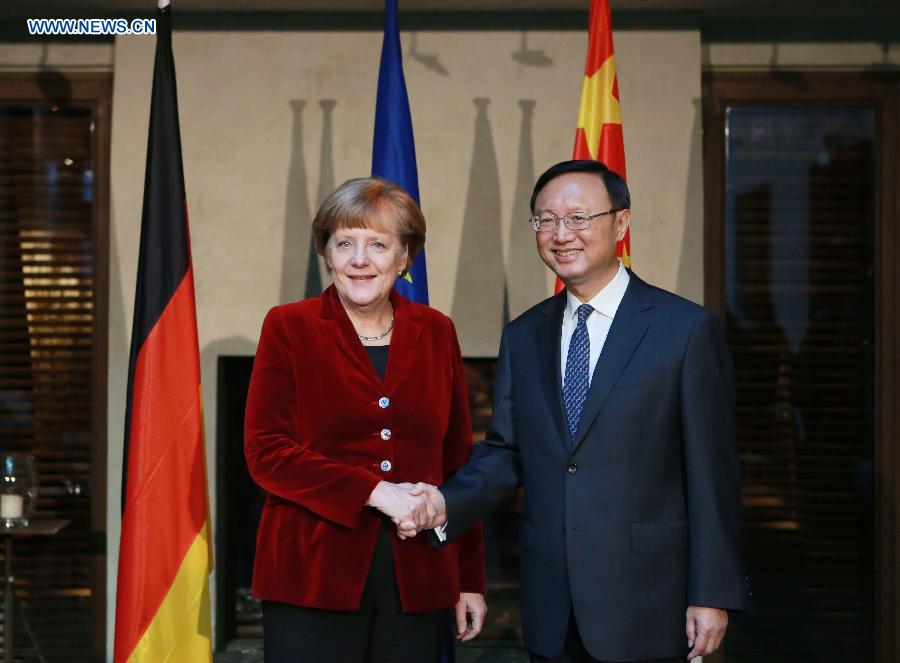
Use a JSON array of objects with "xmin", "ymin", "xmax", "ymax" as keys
[
  {"xmin": 407, "ymin": 32, "xmax": 449, "ymax": 77},
  {"xmin": 452, "ymin": 98, "xmax": 505, "ymax": 355},
  {"xmin": 279, "ymin": 99, "xmax": 313, "ymax": 305},
  {"xmin": 675, "ymin": 96, "xmax": 703, "ymax": 303},
  {"xmin": 505, "ymin": 99, "xmax": 548, "ymax": 323},
  {"xmin": 511, "ymin": 32, "xmax": 553, "ymax": 68},
  {"xmin": 310, "ymin": 99, "xmax": 336, "ymax": 298},
  {"xmin": 279, "ymin": 98, "xmax": 337, "ymax": 305}
]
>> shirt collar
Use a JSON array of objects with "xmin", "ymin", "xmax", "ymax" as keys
[{"xmin": 565, "ymin": 262, "xmax": 631, "ymax": 321}]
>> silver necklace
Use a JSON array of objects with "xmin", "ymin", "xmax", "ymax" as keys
[{"xmin": 357, "ymin": 317, "xmax": 394, "ymax": 342}]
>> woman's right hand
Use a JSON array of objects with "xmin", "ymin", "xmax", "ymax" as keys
[{"xmin": 366, "ymin": 481, "xmax": 435, "ymax": 530}]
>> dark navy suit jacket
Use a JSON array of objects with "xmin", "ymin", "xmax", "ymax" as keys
[{"xmin": 439, "ymin": 272, "xmax": 748, "ymax": 661}]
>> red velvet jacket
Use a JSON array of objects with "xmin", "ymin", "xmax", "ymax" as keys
[{"xmin": 245, "ymin": 286, "xmax": 485, "ymax": 612}]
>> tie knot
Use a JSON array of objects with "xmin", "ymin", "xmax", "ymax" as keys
[{"xmin": 576, "ymin": 304, "xmax": 593, "ymax": 324}]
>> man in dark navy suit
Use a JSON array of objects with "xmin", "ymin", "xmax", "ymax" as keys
[{"xmin": 401, "ymin": 160, "xmax": 748, "ymax": 662}]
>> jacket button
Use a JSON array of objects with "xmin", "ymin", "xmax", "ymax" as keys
[
  {"xmin": 380, "ymin": 460, "xmax": 392, "ymax": 472},
  {"xmin": 380, "ymin": 428, "xmax": 392, "ymax": 441},
  {"xmin": 567, "ymin": 463, "xmax": 577, "ymax": 474},
  {"xmin": 378, "ymin": 396, "xmax": 390, "ymax": 409}
]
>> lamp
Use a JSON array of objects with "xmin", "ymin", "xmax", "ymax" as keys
[{"xmin": 0, "ymin": 454, "xmax": 38, "ymax": 527}]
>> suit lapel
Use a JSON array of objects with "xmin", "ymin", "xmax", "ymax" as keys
[
  {"xmin": 570, "ymin": 274, "xmax": 653, "ymax": 453},
  {"xmin": 537, "ymin": 292, "xmax": 571, "ymax": 448},
  {"xmin": 383, "ymin": 289, "xmax": 422, "ymax": 390}
]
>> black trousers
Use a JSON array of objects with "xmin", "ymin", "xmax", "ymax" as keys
[
  {"xmin": 263, "ymin": 524, "xmax": 450, "ymax": 663},
  {"xmin": 529, "ymin": 611, "xmax": 681, "ymax": 663}
]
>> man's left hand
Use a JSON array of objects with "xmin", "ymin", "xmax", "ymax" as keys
[
  {"xmin": 685, "ymin": 605, "xmax": 728, "ymax": 660},
  {"xmin": 455, "ymin": 592, "xmax": 487, "ymax": 641}
]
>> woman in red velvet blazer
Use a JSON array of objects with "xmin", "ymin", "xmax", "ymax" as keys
[{"xmin": 244, "ymin": 177, "xmax": 485, "ymax": 663}]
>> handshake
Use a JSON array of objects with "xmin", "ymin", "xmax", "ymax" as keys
[{"xmin": 366, "ymin": 481, "xmax": 447, "ymax": 539}]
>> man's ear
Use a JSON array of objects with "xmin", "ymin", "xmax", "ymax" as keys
[{"xmin": 615, "ymin": 209, "xmax": 631, "ymax": 241}]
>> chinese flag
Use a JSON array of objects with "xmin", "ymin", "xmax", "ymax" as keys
[{"xmin": 558, "ymin": 0, "xmax": 630, "ymax": 292}]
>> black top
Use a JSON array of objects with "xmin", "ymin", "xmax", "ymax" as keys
[{"xmin": 364, "ymin": 344, "xmax": 390, "ymax": 381}]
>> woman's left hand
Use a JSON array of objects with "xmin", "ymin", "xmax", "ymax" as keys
[{"xmin": 454, "ymin": 592, "xmax": 487, "ymax": 641}]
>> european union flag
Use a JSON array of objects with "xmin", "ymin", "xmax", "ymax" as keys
[{"xmin": 372, "ymin": 0, "xmax": 428, "ymax": 305}]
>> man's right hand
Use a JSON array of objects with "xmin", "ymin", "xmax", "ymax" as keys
[
  {"xmin": 394, "ymin": 482, "xmax": 447, "ymax": 539},
  {"xmin": 366, "ymin": 481, "xmax": 435, "ymax": 530}
]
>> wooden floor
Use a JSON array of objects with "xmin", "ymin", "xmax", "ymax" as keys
[{"xmin": 215, "ymin": 638, "xmax": 530, "ymax": 662}]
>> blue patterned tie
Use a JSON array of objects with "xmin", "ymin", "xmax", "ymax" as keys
[{"xmin": 563, "ymin": 304, "xmax": 593, "ymax": 439}]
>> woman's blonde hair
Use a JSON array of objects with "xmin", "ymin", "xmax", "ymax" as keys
[{"xmin": 313, "ymin": 177, "xmax": 426, "ymax": 276}]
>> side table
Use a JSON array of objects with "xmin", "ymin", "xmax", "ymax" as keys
[{"xmin": 2, "ymin": 520, "xmax": 70, "ymax": 663}]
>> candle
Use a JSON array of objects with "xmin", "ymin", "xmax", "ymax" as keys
[{"xmin": 1, "ymin": 494, "xmax": 23, "ymax": 519}]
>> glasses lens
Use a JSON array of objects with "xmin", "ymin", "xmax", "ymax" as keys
[
  {"xmin": 565, "ymin": 213, "xmax": 591, "ymax": 230},
  {"xmin": 537, "ymin": 217, "xmax": 557, "ymax": 232}
]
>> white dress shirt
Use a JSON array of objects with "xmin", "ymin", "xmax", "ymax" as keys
[{"xmin": 560, "ymin": 262, "xmax": 630, "ymax": 388}]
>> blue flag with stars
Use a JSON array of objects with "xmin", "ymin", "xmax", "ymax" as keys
[{"xmin": 372, "ymin": 0, "xmax": 428, "ymax": 304}]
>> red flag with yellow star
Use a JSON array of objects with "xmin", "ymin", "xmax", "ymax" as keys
[
  {"xmin": 557, "ymin": 0, "xmax": 629, "ymax": 292},
  {"xmin": 574, "ymin": 0, "xmax": 628, "ymax": 259}
]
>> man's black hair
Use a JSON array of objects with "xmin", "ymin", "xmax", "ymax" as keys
[{"xmin": 530, "ymin": 160, "xmax": 630, "ymax": 214}]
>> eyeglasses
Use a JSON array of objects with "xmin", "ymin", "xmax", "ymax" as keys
[{"xmin": 530, "ymin": 209, "xmax": 623, "ymax": 233}]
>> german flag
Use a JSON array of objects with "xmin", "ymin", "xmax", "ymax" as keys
[
  {"xmin": 573, "ymin": 0, "xmax": 630, "ymax": 266},
  {"xmin": 114, "ymin": 5, "xmax": 212, "ymax": 662}
]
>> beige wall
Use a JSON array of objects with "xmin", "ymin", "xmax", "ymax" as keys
[{"xmin": 104, "ymin": 26, "xmax": 704, "ymax": 659}]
